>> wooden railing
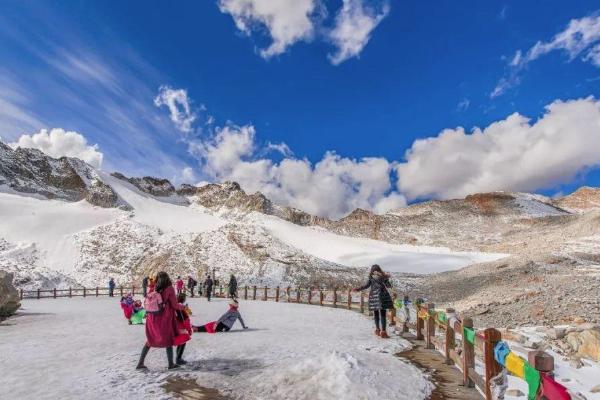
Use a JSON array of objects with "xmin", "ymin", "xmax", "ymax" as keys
[
  {"xmin": 19, "ymin": 285, "xmax": 571, "ymax": 399},
  {"xmin": 409, "ymin": 302, "xmax": 563, "ymax": 400}
]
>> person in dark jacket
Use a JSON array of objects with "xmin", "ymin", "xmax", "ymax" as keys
[
  {"xmin": 142, "ymin": 276, "xmax": 149, "ymax": 297},
  {"xmin": 227, "ymin": 274, "xmax": 238, "ymax": 299},
  {"xmin": 187, "ymin": 276, "xmax": 197, "ymax": 297},
  {"xmin": 354, "ymin": 265, "xmax": 393, "ymax": 338},
  {"xmin": 204, "ymin": 275, "xmax": 213, "ymax": 302},
  {"xmin": 108, "ymin": 278, "xmax": 116, "ymax": 297}
]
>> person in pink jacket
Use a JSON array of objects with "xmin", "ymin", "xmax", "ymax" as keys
[
  {"xmin": 136, "ymin": 271, "xmax": 185, "ymax": 370},
  {"xmin": 175, "ymin": 276, "xmax": 184, "ymax": 295}
]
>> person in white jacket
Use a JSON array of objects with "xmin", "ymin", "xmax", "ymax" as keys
[{"xmin": 193, "ymin": 299, "xmax": 248, "ymax": 333}]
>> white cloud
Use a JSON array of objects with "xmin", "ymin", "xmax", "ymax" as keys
[
  {"xmin": 192, "ymin": 124, "xmax": 405, "ymax": 218},
  {"xmin": 327, "ymin": 0, "xmax": 390, "ymax": 65},
  {"xmin": 10, "ymin": 128, "xmax": 104, "ymax": 168},
  {"xmin": 457, "ymin": 98, "xmax": 470, "ymax": 112},
  {"xmin": 153, "ymin": 86, "xmax": 196, "ymax": 133},
  {"xmin": 396, "ymin": 97, "xmax": 600, "ymax": 200},
  {"xmin": 218, "ymin": 0, "xmax": 320, "ymax": 59},
  {"xmin": 181, "ymin": 167, "xmax": 197, "ymax": 183},
  {"xmin": 492, "ymin": 13, "xmax": 600, "ymax": 97}
]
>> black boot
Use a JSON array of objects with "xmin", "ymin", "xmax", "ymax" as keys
[
  {"xmin": 167, "ymin": 347, "xmax": 180, "ymax": 369},
  {"xmin": 176, "ymin": 344, "xmax": 187, "ymax": 365},
  {"xmin": 136, "ymin": 345, "xmax": 150, "ymax": 370}
]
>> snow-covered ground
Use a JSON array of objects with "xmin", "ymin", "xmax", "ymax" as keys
[
  {"xmin": 256, "ymin": 215, "xmax": 506, "ymax": 274},
  {"xmin": 0, "ymin": 297, "xmax": 432, "ymax": 400}
]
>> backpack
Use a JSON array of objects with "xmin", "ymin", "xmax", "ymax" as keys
[{"xmin": 144, "ymin": 291, "xmax": 164, "ymax": 314}]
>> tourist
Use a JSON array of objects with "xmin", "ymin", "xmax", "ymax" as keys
[
  {"xmin": 193, "ymin": 299, "xmax": 248, "ymax": 333},
  {"xmin": 227, "ymin": 273, "xmax": 238, "ymax": 299},
  {"xmin": 173, "ymin": 292, "xmax": 193, "ymax": 365},
  {"xmin": 187, "ymin": 275, "xmax": 197, "ymax": 297},
  {"xmin": 108, "ymin": 277, "xmax": 116, "ymax": 297},
  {"xmin": 354, "ymin": 265, "xmax": 393, "ymax": 338},
  {"xmin": 204, "ymin": 275, "xmax": 213, "ymax": 302},
  {"xmin": 176, "ymin": 276, "xmax": 184, "ymax": 295},
  {"xmin": 136, "ymin": 271, "xmax": 185, "ymax": 370},
  {"xmin": 142, "ymin": 276, "xmax": 149, "ymax": 297}
]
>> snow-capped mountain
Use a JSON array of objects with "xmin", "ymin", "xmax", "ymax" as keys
[{"xmin": 2, "ymin": 142, "xmax": 599, "ymax": 292}]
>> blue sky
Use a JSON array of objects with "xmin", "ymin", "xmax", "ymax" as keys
[{"xmin": 1, "ymin": 1, "xmax": 600, "ymax": 217}]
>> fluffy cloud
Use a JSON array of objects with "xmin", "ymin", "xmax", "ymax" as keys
[
  {"xmin": 218, "ymin": 0, "xmax": 320, "ymax": 59},
  {"xmin": 10, "ymin": 128, "xmax": 104, "ymax": 168},
  {"xmin": 327, "ymin": 0, "xmax": 390, "ymax": 65},
  {"xmin": 396, "ymin": 97, "xmax": 600, "ymax": 200},
  {"xmin": 154, "ymin": 86, "xmax": 196, "ymax": 133},
  {"xmin": 493, "ymin": 13, "xmax": 600, "ymax": 97},
  {"xmin": 192, "ymin": 124, "xmax": 405, "ymax": 218}
]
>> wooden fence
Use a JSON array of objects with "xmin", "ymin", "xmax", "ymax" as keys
[{"xmin": 20, "ymin": 285, "xmax": 566, "ymax": 400}]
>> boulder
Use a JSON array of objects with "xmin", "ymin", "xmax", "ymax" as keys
[
  {"xmin": 577, "ymin": 329, "xmax": 600, "ymax": 362},
  {"xmin": 0, "ymin": 271, "xmax": 20, "ymax": 319}
]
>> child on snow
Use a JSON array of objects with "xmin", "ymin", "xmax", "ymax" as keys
[
  {"xmin": 173, "ymin": 292, "xmax": 193, "ymax": 364},
  {"xmin": 193, "ymin": 299, "xmax": 248, "ymax": 333},
  {"xmin": 120, "ymin": 293, "xmax": 146, "ymax": 325}
]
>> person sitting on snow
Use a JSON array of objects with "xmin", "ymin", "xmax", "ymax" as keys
[
  {"xmin": 120, "ymin": 293, "xmax": 146, "ymax": 325},
  {"xmin": 193, "ymin": 299, "xmax": 248, "ymax": 333},
  {"xmin": 173, "ymin": 292, "xmax": 193, "ymax": 364}
]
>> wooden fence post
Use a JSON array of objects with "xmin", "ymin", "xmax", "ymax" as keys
[
  {"xmin": 286, "ymin": 286, "xmax": 290, "ymax": 302},
  {"xmin": 484, "ymin": 328, "xmax": 502, "ymax": 400},
  {"xmin": 132, "ymin": 286, "xmax": 135, "ymax": 296},
  {"xmin": 83, "ymin": 287, "xmax": 86, "ymax": 298},
  {"xmin": 416, "ymin": 303, "xmax": 424, "ymax": 340},
  {"xmin": 426, "ymin": 303, "xmax": 436, "ymax": 349},
  {"xmin": 360, "ymin": 292, "xmax": 365, "ymax": 314},
  {"xmin": 444, "ymin": 308, "xmax": 456, "ymax": 365},
  {"xmin": 20, "ymin": 289, "xmax": 23, "ymax": 300},
  {"xmin": 252, "ymin": 286, "xmax": 257, "ymax": 300},
  {"xmin": 69, "ymin": 287, "xmax": 72, "ymax": 298},
  {"xmin": 462, "ymin": 317, "xmax": 475, "ymax": 388},
  {"xmin": 319, "ymin": 289, "xmax": 324, "ymax": 306},
  {"xmin": 53, "ymin": 288, "xmax": 57, "ymax": 299},
  {"xmin": 296, "ymin": 288, "xmax": 301, "ymax": 303},
  {"xmin": 389, "ymin": 291, "xmax": 397, "ymax": 326},
  {"xmin": 263, "ymin": 286, "xmax": 268, "ymax": 301},
  {"xmin": 528, "ymin": 350, "xmax": 554, "ymax": 378},
  {"xmin": 275, "ymin": 287, "xmax": 280, "ymax": 302},
  {"xmin": 308, "ymin": 288, "xmax": 313, "ymax": 305},
  {"xmin": 120, "ymin": 286, "xmax": 124, "ymax": 297},
  {"xmin": 37, "ymin": 289, "xmax": 40, "ymax": 299},
  {"xmin": 96, "ymin": 286, "xmax": 99, "ymax": 297},
  {"xmin": 333, "ymin": 288, "xmax": 337, "ymax": 308},
  {"xmin": 347, "ymin": 289, "xmax": 352, "ymax": 310},
  {"xmin": 220, "ymin": 286, "xmax": 223, "ymax": 297},
  {"xmin": 244, "ymin": 286, "xmax": 248, "ymax": 300}
]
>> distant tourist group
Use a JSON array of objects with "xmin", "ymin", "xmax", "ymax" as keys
[{"xmin": 110, "ymin": 264, "xmax": 396, "ymax": 370}]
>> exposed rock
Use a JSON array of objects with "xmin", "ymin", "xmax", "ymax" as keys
[
  {"xmin": 112, "ymin": 172, "xmax": 176, "ymax": 197},
  {"xmin": 547, "ymin": 327, "xmax": 567, "ymax": 340},
  {"xmin": 0, "ymin": 271, "xmax": 20, "ymax": 319},
  {"xmin": 86, "ymin": 178, "xmax": 123, "ymax": 208},
  {"xmin": 555, "ymin": 186, "xmax": 600, "ymax": 213},
  {"xmin": 591, "ymin": 384, "xmax": 600, "ymax": 393},
  {"xmin": 505, "ymin": 389, "xmax": 525, "ymax": 397},
  {"xmin": 576, "ymin": 329, "xmax": 600, "ymax": 362}
]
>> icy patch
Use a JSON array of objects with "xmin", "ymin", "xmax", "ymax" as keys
[{"xmin": 514, "ymin": 193, "xmax": 567, "ymax": 218}]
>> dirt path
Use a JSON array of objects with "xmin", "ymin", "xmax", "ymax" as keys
[
  {"xmin": 163, "ymin": 377, "xmax": 232, "ymax": 400},
  {"xmin": 396, "ymin": 334, "xmax": 482, "ymax": 400}
]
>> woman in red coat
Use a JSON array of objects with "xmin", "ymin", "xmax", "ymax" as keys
[{"xmin": 136, "ymin": 271, "xmax": 185, "ymax": 370}]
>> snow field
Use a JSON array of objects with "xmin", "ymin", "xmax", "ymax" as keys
[
  {"xmin": 0, "ymin": 297, "xmax": 433, "ymax": 400},
  {"xmin": 255, "ymin": 214, "xmax": 506, "ymax": 274}
]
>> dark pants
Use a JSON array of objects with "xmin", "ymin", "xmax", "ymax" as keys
[
  {"xmin": 206, "ymin": 288, "xmax": 212, "ymax": 301},
  {"xmin": 188, "ymin": 287, "xmax": 194, "ymax": 297},
  {"xmin": 109, "ymin": 287, "xmax": 114, "ymax": 297},
  {"xmin": 373, "ymin": 309, "xmax": 387, "ymax": 331},
  {"xmin": 142, "ymin": 286, "xmax": 147, "ymax": 297},
  {"xmin": 194, "ymin": 322, "xmax": 230, "ymax": 332}
]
